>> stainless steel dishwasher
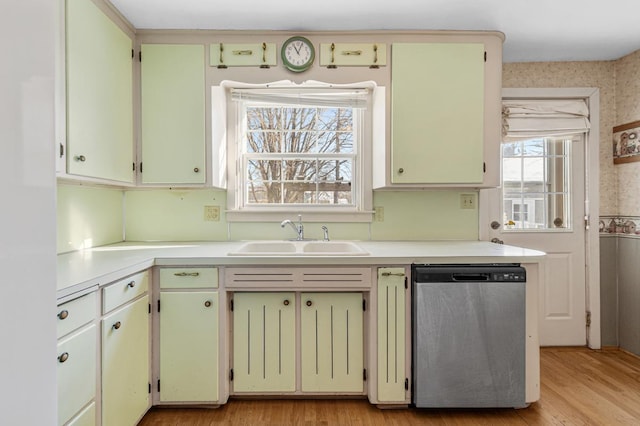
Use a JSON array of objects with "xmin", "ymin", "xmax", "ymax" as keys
[{"xmin": 412, "ymin": 264, "xmax": 526, "ymax": 408}]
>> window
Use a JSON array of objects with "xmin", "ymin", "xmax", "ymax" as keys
[
  {"xmin": 222, "ymin": 81, "xmax": 376, "ymax": 222},
  {"xmin": 502, "ymin": 137, "xmax": 572, "ymax": 230}
]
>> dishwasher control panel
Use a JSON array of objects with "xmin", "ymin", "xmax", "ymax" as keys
[{"xmin": 412, "ymin": 264, "xmax": 526, "ymax": 283}]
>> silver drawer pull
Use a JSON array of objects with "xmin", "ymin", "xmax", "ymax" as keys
[
  {"xmin": 58, "ymin": 352, "xmax": 69, "ymax": 363},
  {"xmin": 381, "ymin": 272, "xmax": 405, "ymax": 277},
  {"xmin": 127, "ymin": 281, "xmax": 136, "ymax": 288},
  {"xmin": 57, "ymin": 310, "xmax": 69, "ymax": 320},
  {"xmin": 112, "ymin": 321, "xmax": 122, "ymax": 330},
  {"xmin": 174, "ymin": 272, "xmax": 200, "ymax": 277}
]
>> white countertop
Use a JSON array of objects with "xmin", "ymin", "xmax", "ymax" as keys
[{"xmin": 57, "ymin": 240, "xmax": 545, "ymax": 300}]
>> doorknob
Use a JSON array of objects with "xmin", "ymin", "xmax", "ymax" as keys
[{"xmin": 490, "ymin": 221, "xmax": 501, "ymax": 230}]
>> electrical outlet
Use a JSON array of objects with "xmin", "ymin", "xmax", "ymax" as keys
[
  {"xmin": 204, "ymin": 205, "xmax": 220, "ymax": 221},
  {"xmin": 374, "ymin": 206, "xmax": 384, "ymax": 222},
  {"xmin": 460, "ymin": 194, "xmax": 476, "ymax": 210}
]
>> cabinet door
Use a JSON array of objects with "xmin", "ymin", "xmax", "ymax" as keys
[
  {"xmin": 376, "ymin": 268, "xmax": 407, "ymax": 402},
  {"xmin": 391, "ymin": 43, "xmax": 485, "ymax": 184},
  {"xmin": 233, "ymin": 292, "xmax": 295, "ymax": 392},
  {"xmin": 160, "ymin": 291, "xmax": 219, "ymax": 402},
  {"xmin": 66, "ymin": 0, "xmax": 133, "ymax": 182},
  {"xmin": 66, "ymin": 402, "xmax": 96, "ymax": 426},
  {"xmin": 140, "ymin": 44, "xmax": 205, "ymax": 184},
  {"xmin": 301, "ymin": 293, "xmax": 364, "ymax": 392},
  {"xmin": 57, "ymin": 325, "xmax": 96, "ymax": 426},
  {"xmin": 102, "ymin": 296, "xmax": 150, "ymax": 426}
]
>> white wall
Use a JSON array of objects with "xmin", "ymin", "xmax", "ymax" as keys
[{"xmin": 0, "ymin": 1, "xmax": 57, "ymax": 424}]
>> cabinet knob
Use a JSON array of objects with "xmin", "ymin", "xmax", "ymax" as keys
[
  {"xmin": 204, "ymin": 300, "xmax": 212, "ymax": 308},
  {"xmin": 306, "ymin": 300, "xmax": 312, "ymax": 307},
  {"xmin": 112, "ymin": 321, "xmax": 122, "ymax": 330},
  {"xmin": 398, "ymin": 167, "xmax": 404, "ymax": 174},
  {"xmin": 194, "ymin": 167, "xmax": 200, "ymax": 173},
  {"xmin": 74, "ymin": 155, "xmax": 86, "ymax": 162},
  {"xmin": 283, "ymin": 299, "xmax": 290, "ymax": 306},
  {"xmin": 57, "ymin": 310, "xmax": 69, "ymax": 320},
  {"xmin": 127, "ymin": 281, "xmax": 135, "ymax": 288},
  {"xmin": 58, "ymin": 352, "xmax": 69, "ymax": 363}
]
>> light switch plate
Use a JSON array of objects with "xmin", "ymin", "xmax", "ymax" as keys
[{"xmin": 460, "ymin": 194, "xmax": 476, "ymax": 210}]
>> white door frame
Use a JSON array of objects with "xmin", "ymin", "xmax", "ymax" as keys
[{"xmin": 479, "ymin": 87, "xmax": 601, "ymax": 349}]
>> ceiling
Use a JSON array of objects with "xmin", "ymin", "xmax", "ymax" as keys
[{"xmin": 109, "ymin": 0, "xmax": 640, "ymax": 63}]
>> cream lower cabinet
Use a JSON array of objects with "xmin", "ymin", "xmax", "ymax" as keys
[
  {"xmin": 232, "ymin": 292, "xmax": 296, "ymax": 392},
  {"xmin": 232, "ymin": 292, "xmax": 364, "ymax": 394},
  {"xmin": 102, "ymin": 295, "xmax": 150, "ymax": 426},
  {"xmin": 57, "ymin": 324, "xmax": 97, "ymax": 426},
  {"xmin": 159, "ymin": 291, "xmax": 219, "ymax": 402},
  {"xmin": 301, "ymin": 293, "xmax": 364, "ymax": 393},
  {"xmin": 156, "ymin": 267, "xmax": 220, "ymax": 403},
  {"xmin": 56, "ymin": 291, "xmax": 97, "ymax": 426},
  {"xmin": 376, "ymin": 268, "xmax": 408, "ymax": 403}
]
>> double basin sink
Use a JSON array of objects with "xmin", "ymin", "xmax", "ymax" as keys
[{"xmin": 228, "ymin": 240, "xmax": 369, "ymax": 256}]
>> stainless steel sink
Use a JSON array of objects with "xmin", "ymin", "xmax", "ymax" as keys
[{"xmin": 228, "ymin": 241, "xmax": 369, "ymax": 256}]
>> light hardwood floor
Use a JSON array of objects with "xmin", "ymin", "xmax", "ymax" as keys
[{"xmin": 139, "ymin": 347, "xmax": 640, "ymax": 425}]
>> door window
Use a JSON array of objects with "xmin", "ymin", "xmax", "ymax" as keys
[{"xmin": 502, "ymin": 137, "xmax": 574, "ymax": 231}]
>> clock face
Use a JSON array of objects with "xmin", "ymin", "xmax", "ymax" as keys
[{"xmin": 281, "ymin": 37, "xmax": 315, "ymax": 72}]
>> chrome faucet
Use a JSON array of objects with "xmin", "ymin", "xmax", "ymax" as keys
[
  {"xmin": 321, "ymin": 225, "xmax": 330, "ymax": 241},
  {"xmin": 281, "ymin": 214, "xmax": 304, "ymax": 241}
]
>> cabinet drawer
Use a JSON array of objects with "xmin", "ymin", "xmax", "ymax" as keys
[
  {"xmin": 57, "ymin": 292, "xmax": 97, "ymax": 339},
  {"xmin": 57, "ymin": 325, "xmax": 97, "ymax": 426},
  {"xmin": 103, "ymin": 270, "xmax": 149, "ymax": 314},
  {"xmin": 160, "ymin": 267, "xmax": 218, "ymax": 289}
]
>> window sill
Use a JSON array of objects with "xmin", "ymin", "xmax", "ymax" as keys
[{"xmin": 226, "ymin": 209, "xmax": 374, "ymax": 223}]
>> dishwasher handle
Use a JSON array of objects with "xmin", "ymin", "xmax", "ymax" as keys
[{"xmin": 451, "ymin": 273, "xmax": 491, "ymax": 281}]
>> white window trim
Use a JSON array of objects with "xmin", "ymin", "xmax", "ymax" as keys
[{"xmin": 216, "ymin": 80, "xmax": 378, "ymax": 223}]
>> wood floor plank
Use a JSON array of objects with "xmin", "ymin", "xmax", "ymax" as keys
[{"xmin": 139, "ymin": 347, "xmax": 640, "ymax": 425}]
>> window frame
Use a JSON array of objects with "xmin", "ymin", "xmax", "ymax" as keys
[{"xmin": 221, "ymin": 80, "xmax": 376, "ymax": 223}]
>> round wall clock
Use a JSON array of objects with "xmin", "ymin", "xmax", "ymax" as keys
[{"xmin": 281, "ymin": 36, "xmax": 315, "ymax": 72}]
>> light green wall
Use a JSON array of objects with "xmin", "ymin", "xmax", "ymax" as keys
[
  {"xmin": 123, "ymin": 189, "xmax": 478, "ymax": 241},
  {"xmin": 57, "ymin": 184, "xmax": 124, "ymax": 253},
  {"xmin": 371, "ymin": 191, "xmax": 478, "ymax": 240},
  {"xmin": 124, "ymin": 189, "xmax": 228, "ymax": 241}
]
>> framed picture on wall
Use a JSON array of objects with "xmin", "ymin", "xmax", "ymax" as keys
[{"xmin": 613, "ymin": 120, "xmax": 640, "ymax": 164}]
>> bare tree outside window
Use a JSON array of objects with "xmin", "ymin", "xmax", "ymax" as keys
[{"xmin": 243, "ymin": 105, "xmax": 355, "ymax": 206}]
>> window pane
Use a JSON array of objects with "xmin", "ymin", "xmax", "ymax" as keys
[
  {"xmin": 284, "ymin": 131, "xmax": 315, "ymax": 153},
  {"xmin": 248, "ymin": 159, "xmax": 281, "ymax": 181},
  {"xmin": 247, "ymin": 107, "xmax": 280, "ymax": 130},
  {"xmin": 246, "ymin": 180, "xmax": 282, "ymax": 204},
  {"xmin": 283, "ymin": 108, "xmax": 315, "ymax": 130},
  {"xmin": 283, "ymin": 159, "xmax": 316, "ymax": 181},
  {"xmin": 247, "ymin": 131, "xmax": 281, "ymax": 153},
  {"xmin": 318, "ymin": 159, "xmax": 351, "ymax": 181}
]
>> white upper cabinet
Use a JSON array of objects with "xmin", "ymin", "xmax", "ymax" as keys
[
  {"xmin": 375, "ymin": 34, "xmax": 503, "ymax": 188},
  {"xmin": 65, "ymin": 0, "xmax": 134, "ymax": 183},
  {"xmin": 140, "ymin": 44, "xmax": 206, "ymax": 185}
]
